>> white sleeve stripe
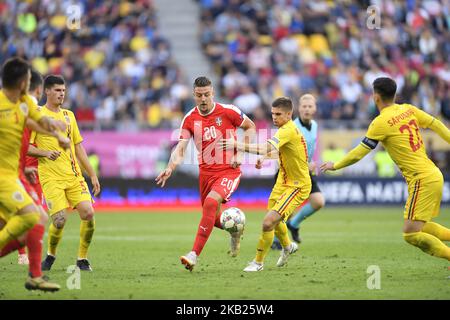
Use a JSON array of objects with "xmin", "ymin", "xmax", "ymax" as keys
[
  {"xmin": 222, "ymin": 104, "xmax": 244, "ymax": 117},
  {"xmin": 238, "ymin": 115, "xmax": 247, "ymax": 127},
  {"xmin": 179, "ymin": 107, "xmax": 196, "ymax": 130}
]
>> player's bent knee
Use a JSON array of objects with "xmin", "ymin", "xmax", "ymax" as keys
[
  {"xmin": 80, "ymin": 208, "xmax": 95, "ymax": 221},
  {"xmin": 403, "ymin": 232, "xmax": 420, "ymax": 247},
  {"xmin": 52, "ymin": 215, "xmax": 67, "ymax": 229},
  {"xmin": 312, "ymin": 201, "xmax": 325, "ymax": 210},
  {"xmin": 262, "ymin": 220, "xmax": 274, "ymax": 232},
  {"xmin": 311, "ymin": 194, "xmax": 325, "ymax": 210},
  {"xmin": 203, "ymin": 197, "xmax": 219, "ymax": 212}
]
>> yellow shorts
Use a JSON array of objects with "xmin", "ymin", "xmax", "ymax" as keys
[
  {"xmin": 42, "ymin": 177, "xmax": 92, "ymax": 215},
  {"xmin": 268, "ymin": 184, "xmax": 310, "ymax": 222},
  {"xmin": 0, "ymin": 176, "xmax": 35, "ymax": 222},
  {"xmin": 403, "ymin": 172, "xmax": 443, "ymax": 222}
]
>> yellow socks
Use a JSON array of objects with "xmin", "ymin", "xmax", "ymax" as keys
[
  {"xmin": 422, "ymin": 222, "xmax": 450, "ymax": 241},
  {"xmin": 275, "ymin": 222, "xmax": 291, "ymax": 248},
  {"xmin": 255, "ymin": 230, "xmax": 274, "ymax": 264},
  {"xmin": 403, "ymin": 232, "xmax": 450, "ymax": 261},
  {"xmin": 47, "ymin": 219, "xmax": 95, "ymax": 259},
  {"xmin": 0, "ymin": 212, "xmax": 39, "ymax": 249},
  {"xmin": 78, "ymin": 219, "xmax": 95, "ymax": 259},
  {"xmin": 48, "ymin": 223, "xmax": 64, "ymax": 256}
]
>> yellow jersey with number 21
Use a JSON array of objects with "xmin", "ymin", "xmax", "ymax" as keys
[{"xmin": 365, "ymin": 103, "xmax": 438, "ymax": 183}]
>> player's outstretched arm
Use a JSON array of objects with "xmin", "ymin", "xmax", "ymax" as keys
[
  {"xmin": 156, "ymin": 139, "xmax": 189, "ymax": 188},
  {"xmin": 219, "ymin": 138, "xmax": 275, "ymax": 156},
  {"xmin": 27, "ymin": 144, "xmax": 61, "ymax": 161},
  {"xmin": 255, "ymin": 150, "xmax": 279, "ymax": 169},
  {"xmin": 428, "ymin": 118, "xmax": 450, "ymax": 144},
  {"xmin": 320, "ymin": 143, "xmax": 372, "ymax": 173},
  {"xmin": 26, "ymin": 118, "xmax": 70, "ymax": 149},
  {"xmin": 75, "ymin": 143, "xmax": 101, "ymax": 196}
]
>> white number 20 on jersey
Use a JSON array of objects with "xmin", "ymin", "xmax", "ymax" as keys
[{"xmin": 203, "ymin": 126, "xmax": 217, "ymax": 141}]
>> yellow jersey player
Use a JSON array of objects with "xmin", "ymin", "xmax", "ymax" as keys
[
  {"xmin": 0, "ymin": 57, "xmax": 63, "ymax": 291},
  {"xmin": 221, "ymin": 97, "xmax": 312, "ymax": 271},
  {"xmin": 31, "ymin": 75, "xmax": 101, "ymax": 271},
  {"xmin": 321, "ymin": 77, "xmax": 450, "ymax": 262}
]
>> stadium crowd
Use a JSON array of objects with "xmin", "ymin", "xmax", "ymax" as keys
[
  {"xmin": 0, "ymin": 0, "xmax": 193, "ymax": 130},
  {"xmin": 1, "ymin": 0, "xmax": 449, "ymax": 131},
  {"xmin": 198, "ymin": 0, "xmax": 450, "ymax": 128},
  {"xmin": 0, "ymin": 0, "xmax": 449, "ymax": 172}
]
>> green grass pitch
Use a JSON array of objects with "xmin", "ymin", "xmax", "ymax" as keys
[{"xmin": 1, "ymin": 207, "xmax": 449, "ymax": 299}]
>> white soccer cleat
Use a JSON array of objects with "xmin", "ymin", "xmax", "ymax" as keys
[
  {"xmin": 276, "ymin": 242, "xmax": 298, "ymax": 267},
  {"xmin": 229, "ymin": 229, "xmax": 243, "ymax": 257},
  {"xmin": 243, "ymin": 260, "xmax": 263, "ymax": 272},
  {"xmin": 18, "ymin": 253, "xmax": 29, "ymax": 265},
  {"xmin": 180, "ymin": 251, "xmax": 197, "ymax": 272}
]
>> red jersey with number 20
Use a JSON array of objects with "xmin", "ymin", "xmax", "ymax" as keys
[{"xmin": 179, "ymin": 103, "xmax": 246, "ymax": 175}]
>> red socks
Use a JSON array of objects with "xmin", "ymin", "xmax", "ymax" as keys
[
  {"xmin": 0, "ymin": 239, "xmax": 23, "ymax": 257},
  {"xmin": 214, "ymin": 212, "xmax": 223, "ymax": 229},
  {"xmin": 0, "ymin": 224, "xmax": 45, "ymax": 278},
  {"xmin": 192, "ymin": 197, "xmax": 219, "ymax": 255},
  {"xmin": 26, "ymin": 224, "xmax": 45, "ymax": 278}
]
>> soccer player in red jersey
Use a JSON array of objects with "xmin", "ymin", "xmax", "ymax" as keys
[{"xmin": 156, "ymin": 76, "xmax": 255, "ymax": 271}]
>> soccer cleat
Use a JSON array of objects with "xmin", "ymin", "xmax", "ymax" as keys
[
  {"xmin": 271, "ymin": 237, "xmax": 282, "ymax": 250},
  {"xmin": 276, "ymin": 242, "xmax": 298, "ymax": 267},
  {"xmin": 76, "ymin": 259, "xmax": 93, "ymax": 271},
  {"xmin": 41, "ymin": 254, "xmax": 56, "ymax": 271},
  {"xmin": 287, "ymin": 222, "xmax": 302, "ymax": 244},
  {"xmin": 243, "ymin": 260, "xmax": 264, "ymax": 272},
  {"xmin": 180, "ymin": 251, "xmax": 197, "ymax": 272},
  {"xmin": 29, "ymin": 272, "xmax": 50, "ymax": 282},
  {"xmin": 229, "ymin": 229, "xmax": 243, "ymax": 257},
  {"xmin": 25, "ymin": 276, "xmax": 60, "ymax": 292},
  {"xmin": 18, "ymin": 253, "xmax": 29, "ymax": 265}
]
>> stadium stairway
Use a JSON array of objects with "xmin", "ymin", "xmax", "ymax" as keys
[{"xmin": 153, "ymin": 0, "xmax": 220, "ymax": 88}]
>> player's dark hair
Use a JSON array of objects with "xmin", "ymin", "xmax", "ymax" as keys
[
  {"xmin": 272, "ymin": 97, "xmax": 293, "ymax": 112},
  {"xmin": 29, "ymin": 69, "xmax": 43, "ymax": 92},
  {"xmin": 193, "ymin": 76, "xmax": 212, "ymax": 88},
  {"xmin": 1, "ymin": 57, "xmax": 30, "ymax": 89},
  {"xmin": 44, "ymin": 75, "xmax": 65, "ymax": 90},
  {"xmin": 373, "ymin": 77, "xmax": 397, "ymax": 101}
]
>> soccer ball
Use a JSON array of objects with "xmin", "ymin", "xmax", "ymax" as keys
[{"xmin": 220, "ymin": 207, "xmax": 246, "ymax": 233}]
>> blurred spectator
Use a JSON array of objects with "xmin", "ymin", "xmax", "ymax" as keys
[
  {"xmin": 0, "ymin": 0, "xmax": 188, "ymax": 130},
  {"xmin": 197, "ymin": 0, "xmax": 450, "ymax": 127},
  {"xmin": 233, "ymin": 84, "xmax": 262, "ymax": 115},
  {"xmin": 2, "ymin": 0, "xmax": 449, "ymax": 132}
]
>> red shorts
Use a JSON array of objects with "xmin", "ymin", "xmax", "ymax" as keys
[
  {"xmin": 199, "ymin": 171, "xmax": 241, "ymax": 205},
  {"xmin": 20, "ymin": 177, "xmax": 46, "ymax": 210}
]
